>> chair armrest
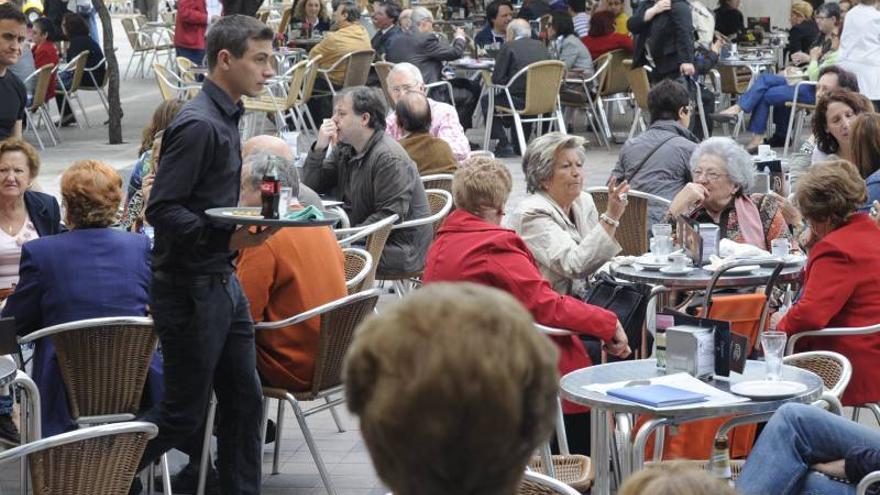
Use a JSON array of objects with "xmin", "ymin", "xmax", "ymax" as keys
[
  {"xmin": 785, "ymin": 324, "xmax": 880, "ymax": 355},
  {"xmin": 858, "ymin": 471, "xmax": 880, "ymax": 495},
  {"xmin": 535, "ymin": 324, "xmax": 576, "ymax": 337},
  {"xmin": 254, "ymin": 288, "xmax": 383, "ymax": 330}
]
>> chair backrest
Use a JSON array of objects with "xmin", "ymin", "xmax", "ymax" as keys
[
  {"xmin": 391, "ymin": 189, "xmax": 454, "ymax": 237},
  {"xmin": 85, "ymin": 57, "xmax": 108, "ymax": 88},
  {"xmin": 121, "ymin": 18, "xmax": 143, "ymax": 50},
  {"xmin": 587, "ymin": 187, "xmax": 671, "ymax": 256},
  {"xmin": 783, "ymin": 351, "xmax": 852, "ymax": 400},
  {"xmin": 282, "ymin": 58, "xmax": 310, "ymax": 108},
  {"xmin": 597, "ymin": 49, "xmax": 631, "ymax": 97},
  {"xmin": 30, "ymin": 64, "xmax": 55, "ymax": 110},
  {"xmin": 342, "ymin": 247, "xmax": 373, "ymax": 295},
  {"xmin": 66, "ymin": 50, "xmax": 91, "ymax": 92},
  {"xmin": 257, "ymin": 10, "xmax": 270, "ymax": 22},
  {"xmin": 521, "ymin": 60, "xmax": 566, "ymax": 116},
  {"xmin": 336, "ymin": 213, "xmax": 399, "ymax": 287},
  {"xmin": 627, "ymin": 66, "xmax": 650, "ymax": 112},
  {"xmin": 0, "ymin": 422, "xmax": 157, "ymax": 495},
  {"xmin": 342, "ymin": 49, "xmax": 376, "ymax": 88},
  {"xmin": 720, "ymin": 66, "xmax": 752, "ymax": 95},
  {"xmin": 277, "ymin": 6, "xmax": 293, "ymax": 34},
  {"xmin": 176, "ymin": 56, "xmax": 195, "ymax": 77},
  {"xmin": 153, "ymin": 63, "xmax": 177, "ymax": 101},
  {"xmin": 300, "ymin": 55, "xmax": 323, "ymax": 103},
  {"xmin": 308, "ymin": 290, "xmax": 382, "ymax": 394},
  {"xmin": 420, "ymin": 173, "xmax": 453, "ymax": 194},
  {"xmin": 19, "ymin": 317, "xmax": 157, "ymax": 422},
  {"xmin": 373, "ymin": 60, "xmax": 394, "ymax": 105},
  {"xmin": 519, "ymin": 470, "xmax": 581, "ymax": 495}
]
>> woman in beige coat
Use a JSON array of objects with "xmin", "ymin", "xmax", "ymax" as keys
[{"xmin": 507, "ymin": 133, "xmax": 629, "ymax": 298}]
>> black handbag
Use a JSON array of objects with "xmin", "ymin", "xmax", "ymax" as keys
[{"xmin": 581, "ymin": 272, "xmax": 652, "ymax": 364}]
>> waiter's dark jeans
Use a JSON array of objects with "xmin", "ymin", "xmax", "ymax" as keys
[{"xmin": 139, "ymin": 272, "xmax": 262, "ymax": 494}]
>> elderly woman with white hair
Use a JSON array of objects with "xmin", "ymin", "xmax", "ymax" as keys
[
  {"xmin": 507, "ymin": 132, "xmax": 629, "ymax": 298},
  {"xmin": 665, "ymin": 137, "xmax": 790, "ymax": 250}
]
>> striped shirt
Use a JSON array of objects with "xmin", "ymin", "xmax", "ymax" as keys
[{"xmin": 573, "ymin": 12, "xmax": 590, "ymax": 38}]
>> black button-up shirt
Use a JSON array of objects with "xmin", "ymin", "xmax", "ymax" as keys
[{"xmin": 145, "ymin": 79, "xmax": 244, "ymax": 274}]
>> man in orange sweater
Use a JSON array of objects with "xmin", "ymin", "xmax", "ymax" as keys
[{"xmin": 236, "ymin": 151, "xmax": 347, "ymax": 391}]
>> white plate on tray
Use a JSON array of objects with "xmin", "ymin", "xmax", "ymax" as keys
[{"xmin": 730, "ymin": 380, "xmax": 808, "ymax": 400}]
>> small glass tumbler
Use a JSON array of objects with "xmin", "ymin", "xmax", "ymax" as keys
[
  {"xmin": 652, "ymin": 223, "xmax": 673, "ymax": 258},
  {"xmin": 771, "ymin": 238, "xmax": 790, "ymax": 259},
  {"xmin": 761, "ymin": 331, "xmax": 787, "ymax": 381},
  {"xmin": 279, "ymin": 187, "xmax": 292, "ymax": 217}
]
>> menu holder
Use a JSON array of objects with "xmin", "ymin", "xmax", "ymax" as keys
[
  {"xmin": 659, "ymin": 311, "xmax": 746, "ymax": 378},
  {"xmin": 755, "ymin": 159, "xmax": 786, "ymax": 196},
  {"xmin": 677, "ymin": 215, "xmax": 703, "ymax": 266}
]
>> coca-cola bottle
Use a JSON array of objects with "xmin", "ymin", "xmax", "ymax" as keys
[{"xmin": 260, "ymin": 158, "xmax": 281, "ymax": 219}]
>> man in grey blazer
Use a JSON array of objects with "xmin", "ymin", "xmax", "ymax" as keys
[{"xmin": 384, "ymin": 6, "xmax": 467, "ymax": 84}]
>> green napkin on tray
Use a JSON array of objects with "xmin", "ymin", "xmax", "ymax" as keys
[{"xmin": 284, "ymin": 205, "xmax": 324, "ymax": 221}]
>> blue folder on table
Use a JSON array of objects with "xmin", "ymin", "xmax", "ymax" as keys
[{"xmin": 607, "ymin": 384, "xmax": 709, "ymax": 408}]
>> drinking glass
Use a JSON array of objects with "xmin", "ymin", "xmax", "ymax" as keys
[
  {"xmin": 279, "ymin": 187, "xmax": 292, "ymax": 217},
  {"xmin": 761, "ymin": 331, "xmax": 787, "ymax": 381},
  {"xmin": 652, "ymin": 223, "xmax": 673, "ymax": 258},
  {"xmin": 771, "ymin": 238, "xmax": 790, "ymax": 259}
]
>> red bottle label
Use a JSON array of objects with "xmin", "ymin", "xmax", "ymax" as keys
[{"xmin": 261, "ymin": 180, "xmax": 278, "ymax": 195}]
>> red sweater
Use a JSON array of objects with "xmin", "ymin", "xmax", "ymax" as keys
[
  {"xmin": 581, "ymin": 32, "xmax": 634, "ymax": 60},
  {"xmin": 32, "ymin": 41, "xmax": 58, "ymax": 100},
  {"xmin": 422, "ymin": 210, "xmax": 618, "ymax": 414},
  {"xmin": 778, "ymin": 214, "xmax": 880, "ymax": 406},
  {"xmin": 174, "ymin": 0, "xmax": 209, "ymax": 50}
]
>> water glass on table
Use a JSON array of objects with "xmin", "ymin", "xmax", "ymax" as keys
[
  {"xmin": 652, "ymin": 223, "xmax": 673, "ymax": 258},
  {"xmin": 771, "ymin": 238, "xmax": 790, "ymax": 259},
  {"xmin": 761, "ymin": 331, "xmax": 787, "ymax": 381}
]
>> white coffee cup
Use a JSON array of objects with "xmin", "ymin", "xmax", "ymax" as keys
[{"xmin": 758, "ymin": 144, "xmax": 773, "ymax": 159}]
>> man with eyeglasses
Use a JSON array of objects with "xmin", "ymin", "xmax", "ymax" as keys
[
  {"xmin": 384, "ymin": 62, "xmax": 470, "ymax": 161},
  {"xmin": 610, "ymin": 79, "xmax": 699, "ymax": 230},
  {"xmin": 0, "ymin": 4, "xmax": 27, "ymax": 141}
]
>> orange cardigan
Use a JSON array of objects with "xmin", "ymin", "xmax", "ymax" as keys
[{"xmin": 237, "ymin": 226, "xmax": 347, "ymax": 392}]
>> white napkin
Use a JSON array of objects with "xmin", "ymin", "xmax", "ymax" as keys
[{"xmin": 718, "ymin": 239, "xmax": 770, "ymax": 259}]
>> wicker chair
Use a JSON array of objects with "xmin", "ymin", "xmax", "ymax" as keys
[
  {"xmin": 625, "ymin": 65, "xmax": 650, "ymax": 139},
  {"xmin": 55, "ymin": 50, "xmax": 91, "ymax": 128},
  {"xmin": 243, "ymin": 57, "xmax": 312, "ymax": 134},
  {"xmin": 519, "ymin": 470, "xmax": 581, "ymax": 495},
  {"xmin": 561, "ymin": 53, "xmax": 612, "ymax": 149},
  {"xmin": 586, "ymin": 187, "xmax": 671, "ymax": 256},
  {"xmin": 373, "ymin": 60, "xmax": 394, "ymax": 105},
  {"xmin": 258, "ymin": 289, "xmax": 382, "ymax": 495},
  {"xmin": 483, "ymin": 60, "xmax": 566, "ymax": 155},
  {"xmin": 81, "ymin": 55, "xmax": 110, "ymax": 120},
  {"xmin": 785, "ymin": 323, "xmax": 880, "ymax": 423},
  {"xmin": 531, "ymin": 324, "xmax": 594, "ymax": 493},
  {"xmin": 420, "ymin": 173, "xmax": 453, "ymax": 194},
  {"xmin": 594, "ymin": 49, "xmax": 633, "ymax": 140},
  {"xmin": 342, "ymin": 247, "xmax": 373, "ymax": 295},
  {"xmin": 0, "ymin": 422, "xmax": 157, "ymax": 495},
  {"xmin": 783, "ymin": 351, "xmax": 851, "ymax": 414},
  {"xmin": 18, "ymin": 316, "xmax": 172, "ymax": 493},
  {"xmin": 24, "ymin": 63, "xmax": 59, "ymax": 149},
  {"xmin": 335, "ymin": 213, "xmax": 399, "ymax": 288},
  {"xmin": 375, "ymin": 189, "xmax": 454, "ymax": 296},
  {"xmin": 154, "ymin": 63, "xmax": 201, "ymax": 101},
  {"xmin": 315, "ymin": 49, "xmax": 376, "ymax": 97}
]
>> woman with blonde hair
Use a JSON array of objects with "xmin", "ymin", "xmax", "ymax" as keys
[
  {"xmin": 2, "ymin": 160, "xmax": 161, "ymax": 437},
  {"xmin": 619, "ymin": 465, "xmax": 738, "ymax": 495}
]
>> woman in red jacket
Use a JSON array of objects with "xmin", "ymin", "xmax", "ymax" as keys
[
  {"xmin": 774, "ymin": 160, "xmax": 880, "ymax": 407},
  {"xmin": 31, "ymin": 18, "xmax": 58, "ymax": 103},
  {"xmin": 581, "ymin": 10, "xmax": 633, "ymax": 60},
  {"xmin": 174, "ymin": 0, "xmax": 209, "ymax": 65},
  {"xmin": 422, "ymin": 156, "xmax": 631, "ymax": 457}
]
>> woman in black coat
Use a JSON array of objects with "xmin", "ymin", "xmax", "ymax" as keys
[
  {"xmin": 787, "ymin": 1, "xmax": 820, "ymax": 60},
  {"xmin": 714, "ymin": 0, "xmax": 745, "ymax": 40},
  {"xmin": 56, "ymin": 13, "xmax": 106, "ymax": 126}
]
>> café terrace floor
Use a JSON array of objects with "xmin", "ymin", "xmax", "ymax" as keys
[{"xmin": 5, "ymin": 15, "xmax": 876, "ymax": 495}]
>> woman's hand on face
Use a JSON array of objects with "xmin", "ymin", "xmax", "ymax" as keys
[
  {"xmin": 669, "ymin": 183, "xmax": 708, "ymax": 216},
  {"xmin": 141, "ymin": 173, "xmax": 155, "ymax": 203},
  {"xmin": 605, "ymin": 178, "xmax": 630, "ymax": 221}
]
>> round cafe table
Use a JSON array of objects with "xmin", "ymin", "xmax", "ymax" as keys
[
  {"xmin": 560, "ymin": 359, "xmax": 823, "ymax": 495},
  {"xmin": 610, "ymin": 260, "xmax": 803, "ymax": 291}
]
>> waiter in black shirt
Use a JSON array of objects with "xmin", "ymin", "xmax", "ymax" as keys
[{"xmin": 140, "ymin": 15, "xmax": 276, "ymax": 494}]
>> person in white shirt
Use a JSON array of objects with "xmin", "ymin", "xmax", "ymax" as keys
[
  {"xmin": 836, "ymin": 0, "xmax": 880, "ymax": 108},
  {"xmin": 384, "ymin": 62, "xmax": 470, "ymax": 162}
]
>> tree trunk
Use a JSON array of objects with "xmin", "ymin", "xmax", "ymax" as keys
[{"xmin": 93, "ymin": 0, "xmax": 124, "ymax": 144}]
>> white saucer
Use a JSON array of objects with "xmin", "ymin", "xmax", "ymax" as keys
[
  {"xmin": 730, "ymin": 380, "xmax": 808, "ymax": 400},
  {"xmin": 659, "ymin": 266, "xmax": 694, "ymax": 275},
  {"xmin": 634, "ymin": 256, "xmax": 669, "ymax": 271}
]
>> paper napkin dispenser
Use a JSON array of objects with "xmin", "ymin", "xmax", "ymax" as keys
[{"xmin": 666, "ymin": 325, "xmax": 715, "ymax": 380}]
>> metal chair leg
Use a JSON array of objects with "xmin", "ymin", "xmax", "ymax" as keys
[
  {"xmin": 288, "ymin": 395, "xmax": 337, "ymax": 495},
  {"xmin": 271, "ymin": 397, "xmax": 286, "ymax": 475},
  {"xmin": 483, "ymin": 92, "xmax": 495, "ymax": 151},
  {"xmin": 197, "ymin": 395, "xmax": 217, "ymax": 495},
  {"xmin": 512, "ymin": 112, "xmax": 527, "ymax": 158},
  {"xmin": 161, "ymin": 454, "xmax": 172, "ymax": 495},
  {"xmin": 327, "ymin": 397, "xmax": 346, "ymax": 433},
  {"xmin": 74, "ymin": 93, "xmax": 91, "ymax": 128},
  {"xmin": 853, "ymin": 406, "xmax": 862, "ymax": 422}
]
